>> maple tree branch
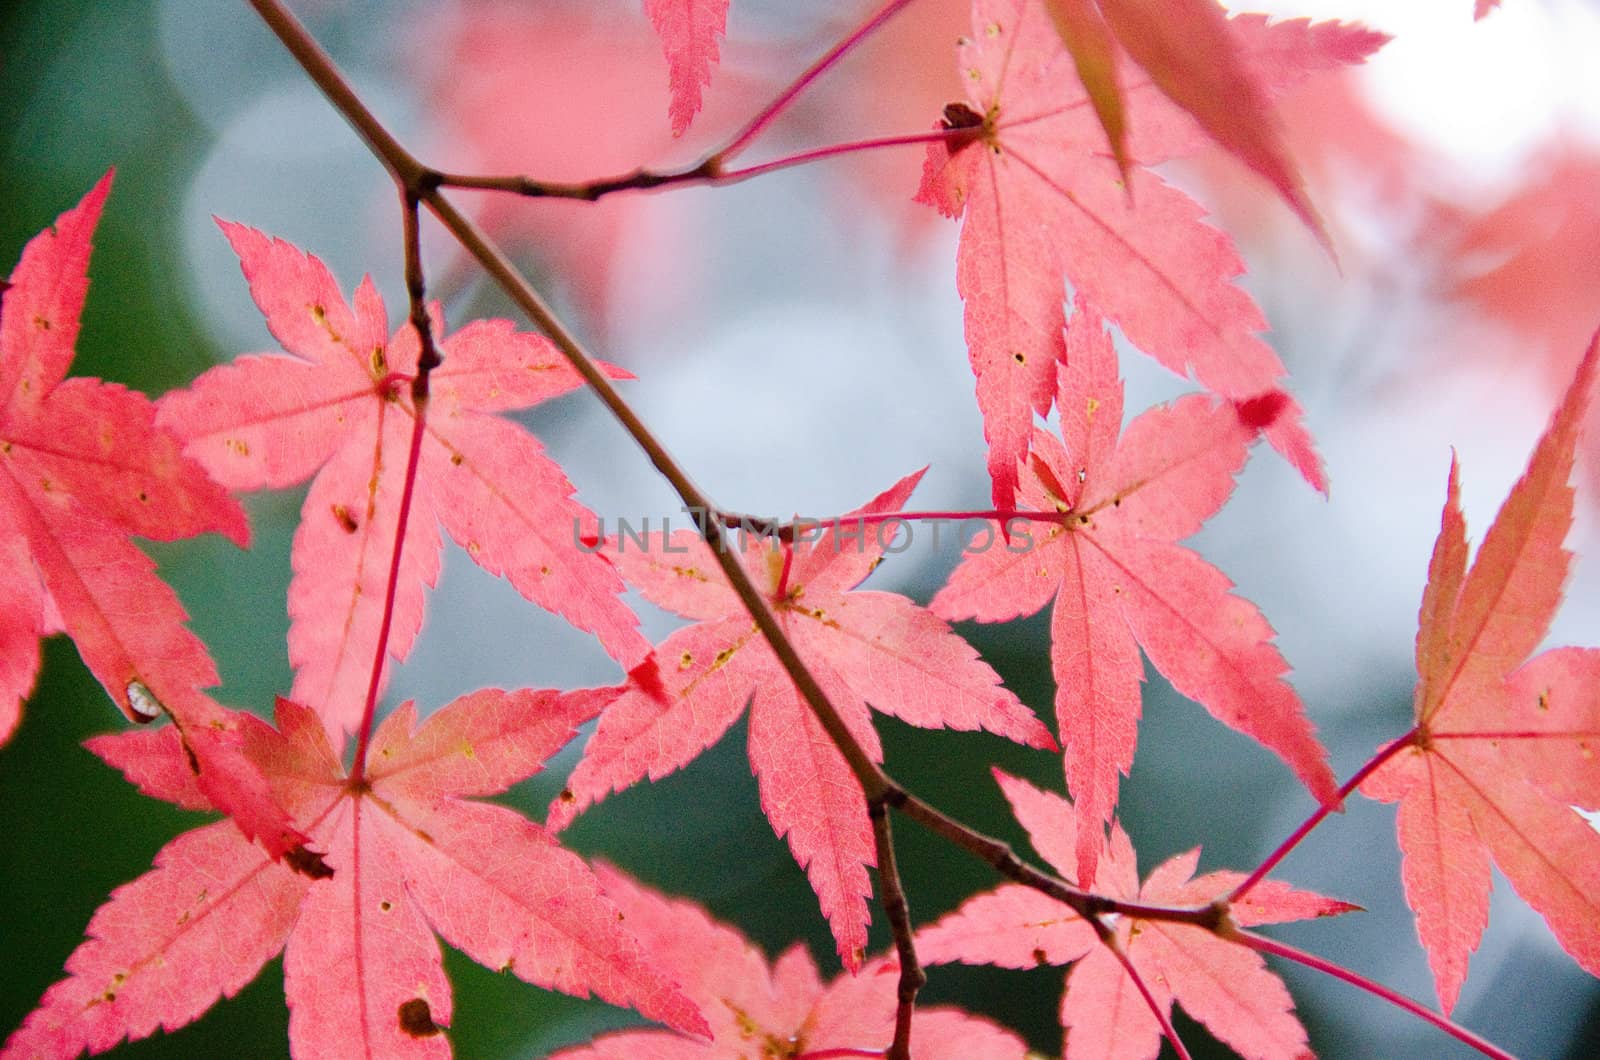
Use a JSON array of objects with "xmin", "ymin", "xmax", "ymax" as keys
[
  {"xmin": 1235, "ymin": 930, "xmax": 1516, "ymax": 1060},
  {"xmin": 1094, "ymin": 917, "xmax": 1193, "ymax": 1060},
  {"xmin": 245, "ymin": 0, "xmax": 426, "ymax": 191},
  {"xmin": 868, "ymin": 799, "xmax": 924, "ymax": 1060},
  {"xmin": 892, "ymin": 791, "xmax": 1223, "ymax": 927},
  {"xmin": 433, "ymin": 129, "xmax": 968, "ymax": 202},
  {"xmin": 712, "ymin": 0, "xmax": 921, "ymax": 164},
  {"xmin": 1229, "ymin": 727, "xmax": 1419, "ymax": 903},
  {"xmin": 247, "ymin": 2, "xmax": 897, "ymax": 808},
  {"xmin": 249, "ymin": 6, "xmax": 1425, "ymax": 1046}
]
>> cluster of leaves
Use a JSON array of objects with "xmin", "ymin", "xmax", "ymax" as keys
[{"xmin": 2, "ymin": 0, "xmax": 1597, "ymax": 1057}]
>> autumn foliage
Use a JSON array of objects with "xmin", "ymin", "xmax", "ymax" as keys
[{"xmin": 2, "ymin": 0, "xmax": 1597, "ymax": 1058}]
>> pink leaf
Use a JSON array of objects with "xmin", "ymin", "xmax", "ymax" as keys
[
  {"xmin": 552, "ymin": 867, "xmax": 1027, "ymax": 1058},
  {"xmin": 935, "ymin": 321, "xmax": 1336, "ymax": 886},
  {"xmin": 160, "ymin": 223, "xmax": 649, "ymax": 737},
  {"xmin": 560, "ymin": 473, "xmax": 1049, "ymax": 963},
  {"xmin": 1363, "ymin": 334, "xmax": 1600, "ymax": 1011},
  {"xmin": 13, "ymin": 687, "xmax": 708, "ymax": 1055},
  {"xmin": 921, "ymin": 1, "xmax": 1381, "ymax": 503},
  {"xmin": 644, "ymin": 0, "xmax": 729, "ymax": 136}
]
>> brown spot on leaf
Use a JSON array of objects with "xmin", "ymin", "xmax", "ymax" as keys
[
  {"xmin": 370, "ymin": 346, "xmax": 388, "ymax": 376},
  {"xmin": 332, "ymin": 504, "xmax": 359, "ymax": 534},
  {"xmin": 398, "ymin": 998, "xmax": 441, "ymax": 1038},
  {"xmin": 285, "ymin": 845, "xmax": 334, "ymax": 880},
  {"xmin": 1032, "ymin": 947, "xmax": 1049, "ymax": 966},
  {"xmin": 1013, "ymin": 351, "xmax": 1026, "ymax": 364},
  {"xmin": 558, "ymin": 788, "xmax": 575, "ymax": 803},
  {"xmin": 379, "ymin": 900, "xmax": 393, "ymax": 912},
  {"xmin": 450, "ymin": 452, "xmax": 463, "ymax": 466},
  {"xmin": 941, "ymin": 101, "xmax": 985, "ymax": 131}
]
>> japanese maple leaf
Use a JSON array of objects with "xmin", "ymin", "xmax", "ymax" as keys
[
  {"xmin": 548, "ymin": 469, "xmax": 1056, "ymax": 967},
  {"xmin": 646, "ymin": 0, "xmax": 729, "ymax": 136},
  {"xmin": 551, "ymin": 863, "xmax": 1028, "ymax": 1060},
  {"xmin": 1360, "ymin": 333, "xmax": 1600, "ymax": 1014},
  {"xmin": 918, "ymin": 0, "xmax": 1386, "ymax": 506},
  {"xmin": 158, "ymin": 223, "xmax": 650, "ymax": 737},
  {"xmin": 932, "ymin": 306, "xmax": 1337, "ymax": 886},
  {"xmin": 919, "ymin": 770, "xmax": 1356, "ymax": 1059},
  {"xmin": 0, "ymin": 174, "xmax": 313, "ymax": 853},
  {"xmin": 1045, "ymin": 0, "xmax": 1331, "ymax": 241},
  {"xmin": 6, "ymin": 688, "xmax": 708, "ymax": 1058}
]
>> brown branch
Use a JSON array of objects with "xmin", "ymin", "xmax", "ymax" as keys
[
  {"xmin": 246, "ymin": 0, "xmax": 890, "ymax": 808},
  {"xmin": 869, "ymin": 798, "xmax": 924, "ymax": 1060},
  {"xmin": 894, "ymin": 791, "xmax": 1222, "ymax": 926},
  {"xmin": 432, "ymin": 128, "xmax": 972, "ymax": 203}
]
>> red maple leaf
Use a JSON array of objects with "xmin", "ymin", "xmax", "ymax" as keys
[
  {"xmin": 548, "ymin": 469, "xmax": 1056, "ymax": 967},
  {"xmin": 917, "ymin": 0, "xmax": 1385, "ymax": 507},
  {"xmin": 157, "ymin": 223, "xmax": 650, "ymax": 737},
  {"xmin": 550, "ymin": 863, "xmax": 1029, "ymax": 1060},
  {"xmin": 932, "ymin": 305, "xmax": 1337, "ymax": 887},
  {"xmin": 0, "ymin": 174, "xmax": 312, "ymax": 853},
  {"xmin": 6, "ymin": 688, "xmax": 708, "ymax": 1057},
  {"xmin": 1044, "ymin": 0, "xmax": 1337, "ymax": 241},
  {"xmin": 1360, "ymin": 333, "xmax": 1600, "ymax": 1013},
  {"xmin": 918, "ymin": 769, "xmax": 1356, "ymax": 1059},
  {"xmin": 646, "ymin": 0, "xmax": 730, "ymax": 136}
]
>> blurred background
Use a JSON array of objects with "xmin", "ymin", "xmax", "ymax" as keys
[{"xmin": 3, "ymin": 0, "xmax": 1600, "ymax": 1055}]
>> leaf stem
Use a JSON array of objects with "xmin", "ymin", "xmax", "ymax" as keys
[
  {"xmin": 349, "ymin": 192, "xmax": 440, "ymax": 781},
  {"xmin": 1094, "ymin": 917, "xmax": 1192, "ymax": 1060},
  {"xmin": 712, "ymin": 0, "xmax": 921, "ymax": 164},
  {"xmin": 710, "ymin": 507, "xmax": 1069, "ymax": 544},
  {"xmin": 1235, "ymin": 930, "xmax": 1516, "ymax": 1060},
  {"xmin": 1228, "ymin": 727, "xmax": 1418, "ymax": 903}
]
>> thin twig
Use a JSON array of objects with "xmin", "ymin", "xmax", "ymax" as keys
[
  {"xmin": 1229, "ymin": 728, "xmax": 1418, "ymax": 903},
  {"xmin": 869, "ymin": 799, "xmax": 924, "ymax": 1060},
  {"xmin": 712, "ymin": 0, "xmax": 921, "ymax": 163},
  {"xmin": 1236, "ymin": 930, "xmax": 1516, "ymax": 1060},
  {"xmin": 435, "ymin": 128, "xmax": 970, "ymax": 202}
]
